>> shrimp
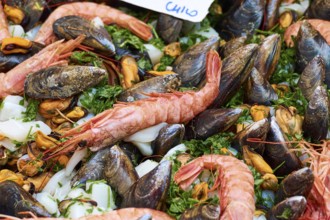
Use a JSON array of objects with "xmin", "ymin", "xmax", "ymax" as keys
[
  {"xmin": 0, "ymin": 208, "xmax": 174, "ymax": 220},
  {"xmin": 298, "ymin": 141, "xmax": 330, "ymax": 219},
  {"xmin": 34, "ymin": 2, "xmax": 153, "ymax": 45},
  {"xmin": 0, "ymin": 35, "xmax": 84, "ymax": 99},
  {"xmin": 0, "ymin": 3, "xmax": 10, "ymax": 43},
  {"xmin": 284, "ymin": 19, "xmax": 330, "ymax": 47},
  {"xmin": 47, "ymin": 49, "xmax": 222, "ymax": 157},
  {"xmin": 174, "ymin": 155, "xmax": 255, "ymax": 220}
]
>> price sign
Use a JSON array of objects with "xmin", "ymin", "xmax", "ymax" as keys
[{"xmin": 121, "ymin": 0, "xmax": 214, "ymax": 22}]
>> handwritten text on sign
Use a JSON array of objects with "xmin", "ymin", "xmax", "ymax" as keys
[{"xmin": 120, "ymin": 0, "xmax": 213, "ymax": 22}]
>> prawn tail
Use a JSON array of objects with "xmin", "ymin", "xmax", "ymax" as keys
[
  {"xmin": 127, "ymin": 20, "xmax": 153, "ymax": 41},
  {"xmin": 174, "ymin": 158, "xmax": 204, "ymax": 190}
]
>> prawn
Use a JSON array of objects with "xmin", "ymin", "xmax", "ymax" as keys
[
  {"xmin": 298, "ymin": 141, "xmax": 330, "ymax": 219},
  {"xmin": 47, "ymin": 49, "xmax": 222, "ymax": 157},
  {"xmin": 34, "ymin": 2, "xmax": 153, "ymax": 45},
  {"xmin": 0, "ymin": 3, "xmax": 10, "ymax": 43},
  {"xmin": 0, "ymin": 208, "xmax": 174, "ymax": 220},
  {"xmin": 284, "ymin": 19, "xmax": 330, "ymax": 47},
  {"xmin": 174, "ymin": 155, "xmax": 255, "ymax": 220},
  {"xmin": 0, "ymin": 35, "xmax": 84, "ymax": 99}
]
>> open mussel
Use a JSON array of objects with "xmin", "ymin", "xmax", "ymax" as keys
[
  {"xmin": 185, "ymin": 108, "xmax": 242, "ymax": 140},
  {"xmin": 53, "ymin": 15, "xmax": 115, "ymax": 56},
  {"xmin": 254, "ymin": 34, "xmax": 281, "ymax": 80},
  {"xmin": 24, "ymin": 65, "xmax": 106, "ymax": 99},
  {"xmin": 121, "ymin": 160, "xmax": 171, "ymax": 210},
  {"xmin": 264, "ymin": 117, "xmax": 301, "ymax": 176},
  {"xmin": 216, "ymin": 0, "xmax": 264, "ymax": 40},
  {"xmin": 303, "ymin": 86, "xmax": 329, "ymax": 143},
  {"xmin": 152, "ymin": 124, "xmax": 185, "ymax": 156},
  {"xmin": 172, "ymin": 36, "xmax": 219, "ymax": 87},
  {"xmin": 296, "ymin": 20, "xmax": 330, "ymax": 87},
  {"xmin": 0, "ymin": 180, "xmax": 51, "ymax": 217},
  {"xmin": 0, "ymin": 40, "xmax": 44, "ymax": 72},
  {"xmin": 156, "ymin": 14, "xmax": 183, "ymax": 44},
  {"xmin": 305, "ymin": 0, "xmax": 330, "ymax": 21},
  {"xmin": 275, "ymin": 167, "xmax": 314, "ymax": 204},
  {"xmin": 244, "ymin": 67, "xmax": 278, "ymax": 105},
  {"xmin": 117, "ymin": 74, "xmax": 181, "ymax": 102},
  {"xmin": 180, "ymin": 204, "xmax": 221, "ymax": 220},
  {"xmin": 209, "ymin": 43, "xmax": 259, "ymax": 108},
  {"xmin": 298, "ymin": 56, "xmax": 326, "ymax": 101},
  {"xmin": 266, "ymin": 196, "xmax": 307, "ymax": 220},
  {"xmin": 232, "ymin": 118, "xmax": 270, "ymax": 154}
]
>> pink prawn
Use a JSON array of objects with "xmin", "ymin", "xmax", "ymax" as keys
[
  {"xmin": 0, "ymin": 3, "xmax": 10, "ymax": 43},
  {"xmin": 284, "ymin": 19, "xmax": 330, "ymax": 47},
  {"xmin": 34, "ymin": 2, "xmax": 153, "ymax": 45},
  {"xmin": 174, "ymin": 155, "xmax": 255, "ymax": 220},
  {"xmin": 47, "ymin": 49, "xmax": 222, "ymax": 157},
  {"xmin": 0, "ymin": 35, "xmax": 84, "ymax": 99}
]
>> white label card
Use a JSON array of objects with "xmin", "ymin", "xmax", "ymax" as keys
[{"xmin": 120, "ymin": 0, "xmax": 214, "ymax": 22}]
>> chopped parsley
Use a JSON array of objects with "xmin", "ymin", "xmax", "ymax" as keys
[
  {"xmin": 156, "ymin": 55, "xmax": 176, "ymax": 71},
  {"xmin": 21, "ymin": 98, "xmax": 39, "ymax": 122},
  {"xmin": 70, "ymin": 51, "xmax": 103, "ymax": 67}
]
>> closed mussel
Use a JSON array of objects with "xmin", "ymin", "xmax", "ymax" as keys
[
  {"xmin": 172, "ymin": 36, "xmax": 219, "ymax": 87},
  {"xmin": 298, "ymin": 55, "xmax": 326, "ymax": 101},
  {"xmin": 53, "ymin": 15, "xmax": 115, "ymax": 56},
  {"xmin": 264, "ymin": 0, "xmax": 282, "ymax": 30},
  {"xmin": 254, "ymin": 34, "xmax": 281, "ymax": 80},
  {"xmin": 180, "ymin": 204, "xmax": 221, "ymax": 220},
  {"xmin": 121, "ymin": 160, "xmax": 171, "ymax": 210},
  {"xmin": 245, "ymin": 67, "xmax": 278, "ymax": 105},
  {"xmin": 305, "ymin": 0, "xmax": 330, "ymax": 21},
  {"xmin": 266, "ymin": 196, "xmax": 307, "ymax": 220},
  {"xmin": 232, "ymin": 118, "xmax": 270, "ymax": 154},
  {"xmin": 275, "ymin": 167, "xmax": 314, "ymax": 204},
  {"xmin": 216, "ymin": 0, "xmax": 264, "ymax": 40},
  {"xmin": 152, "ymin": 124, "xmax": 185, "ymax": 156},
  {"xmin": 0, "ymin": 180, "xmax": 51, "ymax": 217},
  {"xmin": 303, "ymin": 86, "xmax": 329, "ymax": 142},
  {"xmin": 117, "ymin": 74, "xmax": 181, "ymax": 102},
  {"xmin": 296, "ymin": 20, "xmax": 330, "ymax": 87},
  {"xmin": 209, "ymin": 43, "xmax": 259, "ymax": 108},
  {"xmin": 156, "ymin": 14, "xmax": 183, "ymax": 44},
  {"xmin": 24, "ymin": 65, "xmax": 106, "ymax": 99},
  {"xmin": 264, "ymin": 117, "xmax": 301, "ymax": 176},
  {"xmin": 219, "ymin": 36, "xmax": 246, "ymax": 58},
  {"xmin": 185, "ymin": 108, "xmax": 242, "ymax": 140}
]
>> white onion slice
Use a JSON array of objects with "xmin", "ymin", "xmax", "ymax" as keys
[
  {"xmin": 9, "ymin": 25, "xmax": 25, "ymax": 38},
  {"xmin": 75, "ymin": 113, "xmax": 95, "ymax": 126},
  {"xmin": 65, "ymin": 202, "xmax": 93, "ymax": 219},
  {"xmin": 86, "ymin": 181, "xmax": 116, "ymax": 210},
  {"xmin": 43, "ymin": 169, "xmax": 74, "ymax": 196},
  {"xmin": 0, "ymin": 102, "xmax": 26, "ymax": 121},
  {"xmin": 67, "ymin": 188, "xmax": 90, "ymax": 199},
  {"xmin": 65, "ymin": 148, "xmax": 87, "ymax": 176},
  {"xmin": 0, "ymin": 138, "xmax": 17, "ymax": 152},
  {"xmin": 131, "ymin": 141, "xmax": 153, "ymax": 156},
  {"xmin": 144, "ymin": 44, "xmax": 163, "ymax": 66},
  {"xmin": 135, "ymin": 159, "xmax": 159, "ymax": 177},
  {"xmin": 34, "ymin": 192, "xmax": 59, "ymax": 215},
  {"xmin": 124, "ymin": 123, "xmax": 167, "ymax": 142}
]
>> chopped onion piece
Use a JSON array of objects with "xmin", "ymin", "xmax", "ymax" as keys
[
  {"xmin": 0, "ymin": 102, "xmax": 26, "ymax": 121},
  {"xmin": 135, "ymin": 159, "xmax": 159, "ymax": 177},
  {"xmin": 86, "ymin": 181, "xmax": 116, "ymax": 210},
  {"xmin": 144, "ymin": 44, "xmax": 163, "ymax": 66},
  {"xmin": 262, "ymin": 190, "xmax": 275, "ymax": 208},
  {"xmin": 65, "ymin": 202, "xmax": 93, "ymax": 219},
  {"xmin": 54, "ymin": 181, "xmax": 72, "ymax": 201},
  {"xmin": 75, "ymin": 113, "xmax": 95, "ymax": 126},
  {"xmin": 43, "ymin": 169, "xmax": 75, "ymax": 196},
  {"xmin": 65, "ymin": 148, "xmax": 87, "ymax": 176},
  {"xmin": 67, "ymin": 188, "xmax": 90, "ymax": 199},
  {"xmin": 124, "ymin": 122, "xmax": 167, "ymax": 142},
  {"xmin": 131, "ymin": 141, "xmax": 153, "ymax": 156},
  {"xmin": 9, "ymin": 25, "xmax": 25, "ymax": 38},
  {"xmin": 0, "ymin": 138, "xmax": 17, "ymax": 152},
  {"xmin": 34, "ymin": 192, "xmax": 59, "ymax": 215}
]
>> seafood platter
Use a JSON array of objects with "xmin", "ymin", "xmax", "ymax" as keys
[{"xmin": 0, "ymin": 0, "xmax": 329, "ymax": 219}]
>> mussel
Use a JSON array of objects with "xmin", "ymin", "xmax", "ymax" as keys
[
  {"xmin": 180, "ymin": 204, "xmax": 221, "ymax": 220},
  {"xmin": 275, "ymin": 167, "xmax": 314, "ymax": 204},
  {"xmin": 305, "ymin": 0, "xmax": 330, "ymax": 21},
  {"xmin": 216, "ymin": 0, "xmax": 264, "ymax": 40},
  {"xmin": 53, "ymin": 15, "xmax": 116, "ymax": 56},
  {"xmin": 172, "ymin": 36, "xmax": 219, "ymax": 87},
  {"xmin": 264, "ymin": 0, "xmax": 282, "ymax": 30},
  {"xmin": 121, "ymin": 160, "xmax": 171, "ymax": 210},
  {"xmin": 232, "ymin": 118, "xmax": 270, "ymax": 154},
  {"xmin": 117, "ymin": 74, "xmax": 181, "ymax": 102},
  {"xmin": 0, "ymin": 180, "xmax": 51, "ymax": 217},
  {"xmin": 152, "ymin": 124, "xmax": 185, "ymax": 156},
  {"xmin": 185, "ymin": 108, "xmax": 242, "ymax": 140},
  {"xmin": 156, "ymin": 14, "xmax": 183, "ymax": 44},
  {"xmin": 296, "ymin": 20, "xmax": 330, "ymax": 87},
  {"xmin": 254, "ymin": 34, "xmax": 281, "ymax": 80},
  {"xmin": 303, "ymin": 86, "xmax": 329, "ymax": 143},
  {"xmin": 266, "ymin": 196, "xmax": 307, "ymax": 220},
  {"xmin": 209, "ymin": 43, "xmax": 259, "ymax": 108},
  {"xmin": 24, "ymin": 65, "xmax": 106, "ymax": 99},
  {"xmin": 298, "ymin": 55, "xmax": 326, "ymax": 101},
  {"xmin": 219, "ymin": 36, "xmax": 246, "ymax": 58},
  {"xmin": 244, "ymin": 67, "xmax": 278, "ymax": 105},
  {"xmin": 264, "ymin": 117, "xmax": 301, "ymax": 176}
]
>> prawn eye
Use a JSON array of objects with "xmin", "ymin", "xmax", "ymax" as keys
[{"xmin": 78, "ymin": 140, "xmax": 88, "ymax": 148}]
